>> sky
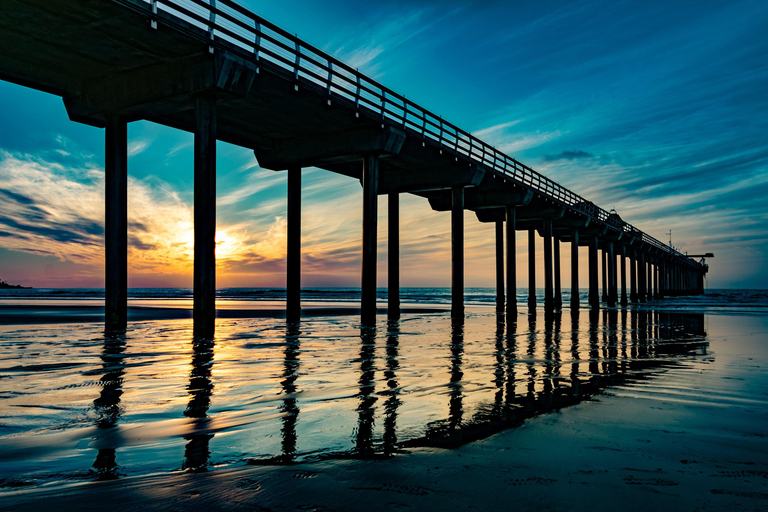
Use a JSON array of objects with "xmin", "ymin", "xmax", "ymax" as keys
[{"xmin": 1, "ymin": 0, "xmax": 767, "ymax": 289}]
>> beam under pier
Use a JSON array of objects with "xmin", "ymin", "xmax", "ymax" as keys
[
  {"xmin": 193, "ymin": 95, "xmax": 217, "ymax": 337},
  {"xmin": 104, "ymin": 115, "xmax": 127, "ymax": 332},
  {"xmin": 388, "ymin": 192, "xmax": 400, "ymax": 320},
  {"xmin": 286, "ymin": 167, "xmax": 301, "ymax": 322},
  {"xmin": 361, "ymin": 155, "xmax": 379, "ymax": 326},
  {"xmin": 451, "ymin": 186, "xmax": 464, "ymax": 320}
]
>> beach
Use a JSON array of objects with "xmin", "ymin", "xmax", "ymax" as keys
[{"xmin": 0, "ymin": 290, "xmax": 767, "ymax": 510}]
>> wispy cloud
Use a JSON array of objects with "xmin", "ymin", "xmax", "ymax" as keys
[{"xmin": 127, "ymin": 140, "xmax": 151, "ymax": 157}]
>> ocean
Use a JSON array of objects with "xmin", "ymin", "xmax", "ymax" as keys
[{"xmin": 0, "ymin": 288, "xmax": 766, "ymax": 510}]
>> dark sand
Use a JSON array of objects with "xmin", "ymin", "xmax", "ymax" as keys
[
  {"xmin": 0, "ymin": 301, "xmax": 448, "ymax": 325},
  {"xmin": 1, "ymin": 311, "xmax": 766, "ymax": 511}
]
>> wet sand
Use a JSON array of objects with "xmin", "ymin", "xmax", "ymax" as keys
[
  {"xmin": 0, "ymin": 300, "xmax": 448, "ymax": 325},
  {"xmin": 1, "ymin": 309, "xmax": 766, "ymax": 511}
]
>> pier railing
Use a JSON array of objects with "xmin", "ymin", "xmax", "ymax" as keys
[{"xmin": 123, "ymin": 0, "xmax": 693, "ymax": 264}]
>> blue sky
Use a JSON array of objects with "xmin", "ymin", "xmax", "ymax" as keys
[{"xmin": 1, "ymin": 0, "xmax": 766, "ymax": 288}]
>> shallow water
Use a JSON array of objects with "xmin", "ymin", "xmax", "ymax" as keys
[{"xmin": 0, "ymin": 304, "xmax": 717, "ymax": 491}]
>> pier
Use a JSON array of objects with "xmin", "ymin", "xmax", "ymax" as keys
[{"xmin": 0, "ymin": 0, "xmax": 710, "ymax": 333}]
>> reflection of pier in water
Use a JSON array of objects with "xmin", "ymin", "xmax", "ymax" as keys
[
  {"xmin": 85, "ymin": 309, "xmax": 707, "ymax": 473},
  {"xmin": 182, "ymin": 337, "xmax": 215, "ymax": 472},
  {"xmin": 91, "ymin": 333, "xmax": 127, "ymax": 480},
  {"xmin": 254, "ymin": 309, "xmax": 707, "ymax": 459},
  {"xmin": 402, "ymin": 310, "xmax": 707, "ymax": 450}
]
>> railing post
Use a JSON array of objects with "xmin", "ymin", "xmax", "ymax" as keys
[
  {"xmin": 150, "ymin": 0, "xmax": 158, "ymax": 29},
  {"xmin": 208, "ymin": 0, "xmax": 216, "ymax": 53},
  {"xmin": 254, "ymin": 20, "xmax": 260, "ymax": 60}
]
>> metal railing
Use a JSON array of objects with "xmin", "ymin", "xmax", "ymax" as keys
[{"xmin": 125, "ymin": 0, "xmax": 700, "ymax": 267}]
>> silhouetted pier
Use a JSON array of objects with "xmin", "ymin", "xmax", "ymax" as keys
[{"xmin": 0, "ymin": 0, "xmax": 710, "ymax": 333}]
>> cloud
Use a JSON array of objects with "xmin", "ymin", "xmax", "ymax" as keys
[
  {"xmin": 543, "ymin": 150, "xmax": 594, "ymax": 162},
  {"xmin": 127, "ymin": 140, "xmax": 151, "ymax": 157}
]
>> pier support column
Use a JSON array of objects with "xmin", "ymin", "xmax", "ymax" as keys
[
  {"xmin": 495, "ymin": 220, "xmax": 504, "ymax": 313},
  {"xmin": 653, "ymin": 259, "xmax": 659, "ymax": 300},
  {"xmin": 528, "ymin": 229, "xmax": 536, "ymax": 311},
  {"xmin": 570, "ymin": 229, "xmax": 579, "ymax": 310},
  {"xmin": 659, "ymin": 261, "xmax": 664, "ymax": 297},
  {"xmin": 588, "ymin": 236, "xmax": 599, "ymax": 309},
  {"xmin": 193, "ymin": 95, "xmax": 217, "ymax": 337},
  {"xmin": 105, "ymin": 115, "xmax": 128, "ymax": 332},
  {"xmin": 554, "ymin": 235, "xmax": 562, "ymax": 309},
  {"xmin": 543, "ymin": 220, "xmax": 554, "ymax": 312},
  {"xmin": 638, "ymin": 252, "xmax": 646, "ymax": 303},
  {"xmin": 506, "ymin": 206, "xmax": 517, "ymax": 318},
  {"xmin": 630, "ymin": 250, "xmax": 638, "ymax": 302},
  {"xmin": 620, "ymin": 246, "xmax": 628, "ymax": 306},
  {"xmin": 361, "ymin": 155, "xmax": 379, "ymax": 326},
  {"xmin": 607, "ymin": 242, "xmax": 617, "ymax": 307},
  {"xmin": 451, "ymin": 186, "xmax": 464, "ymax": 320},
  {"xmin": 286, "ymin": 167, "xmax": 301, "ymax": 322},
  {"xmin": 647, "ymin": 259, "xmax": 653, "ymax": 301},
  {"xmin": 388, "ymin": 192, "xmax": 400, "ymax": 320},
  {"xmin": 602, "ymin": 249, "xmax": 608, "ymax": 302}
]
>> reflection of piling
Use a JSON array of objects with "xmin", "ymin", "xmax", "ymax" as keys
[
  {"xmin": 588, "ymin": 309, "xmax": 600, "ymax": 377},
  {"xmin": 526, "ymin": 314, "xmax": 538, "ymax": 402},
  {"xmin": 570, "ymin": 310, "xmax": 581, "ymax": 396},
  {"xmin": 355, "ymin": 327, "xmax": 377, "ymax": 455},
  {"xmin": 383, "ymin": 321, "xmax": 401, "ymax": 455},
  {"xmin": 408, "ymin": 306, "xmax": 709, "ymax": 450},
  {"xmin": 280, "ymin": 323, "xmax": 301, "ymax": 460},
  {"xmin": 183, "ymin": 336, "xmax": 215, "ymax": 472},
  {"xmin": 448, "ymin": 321, "xmax": 465, "ymax": 430},
  {"xmin": 286, "ymin": 168, "xmax": 301, "ymax": 323},
  {"xmin": 92, "ymin": 333, "xmax": 126, "ymax": 480},
  {"xmin": 528, "ymin": 229, "xmax": 537, "ymax": 311},
  {"xmin": 504, "ymin": 320, "xmax": 518, "ymax": 411},
  {"xmin": 493, "ymin": 319, "xmax": 506, "ymax": 417},
  {"xmin": 104, "ymin": 118, "xmax": 127, "ymax": 332}
]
